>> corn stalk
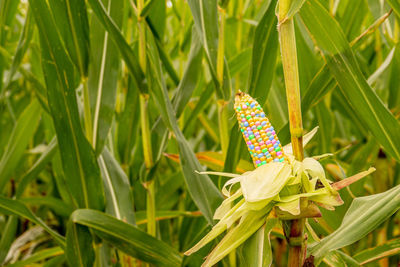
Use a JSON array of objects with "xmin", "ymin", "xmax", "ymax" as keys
[
  {"xmin": 137, "ymin": 0, "xmax": 156, "ymax": 240},
  {"xmin": 278, "ymin": 0, "xmax": 305, "ymax": 266}
]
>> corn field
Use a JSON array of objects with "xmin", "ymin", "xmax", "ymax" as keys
[{"xmin": 0, "ymin": 0, "xmax": 400, "ymax": 266}]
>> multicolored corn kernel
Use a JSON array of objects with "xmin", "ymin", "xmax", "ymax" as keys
[{"xmin": 234, "ymin": 91, "xmax": 286, "ymax": 167}]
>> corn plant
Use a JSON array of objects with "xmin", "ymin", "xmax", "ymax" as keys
[{"xmin": 0, "ymin": 0, "xmax": 400, "ymax": 266}]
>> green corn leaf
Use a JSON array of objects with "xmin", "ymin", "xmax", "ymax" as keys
[
  {"xmin": 0, "ymin": 99, "xmax": 41, "ymax": 191},
  {"xmin": 302, "ymin": 65, "xmax": 336, "ymax": 109},
  {"xmin": 388, "ymin": 44, "xmax": 400, "ymax": 110},
  {"xmin": 71, "ymin": 209, "xmax": 182, "ymax": 267},
  {"xmin": 16, "ymin": 136, "xmax": 57, "ymax": 198},
  {"xmin": 5, "ymin": 9, "xmax": 34, "ymax": 87},
  {"xmin": 139, "ymin": 0, "xmax": 158, "ymax": 18},
  {"xmin": 20, "ymin": 197, "xmax": 73, "ymax": 217},
  {"xmin": 315, "ymin": 101, "xmax": 333, "ymax": 154},
  {"xmin": 339, "ymin": 0, "xmax": 368, "ymax": 41},
  {"xmin": 247, "ymin": 0, "xmax": 278, "ymax": 105},
  {"xmin": 30, "ymin": 0, "xmax": 105, "ymax": 210},
  {"xmin": 223, "ymin": 124, "xmax": 247, "ymax": 173},
  {"xmin": 135, "ymin": 210, "xmax": 201, "ymax": 225},
  {"xmin": 98, "ymin": 148, "xmax": 135, "ymax": 224},
  {"xmin": 332, "ymin": 89, "xmax": 369, "ymax": 137},
  {"xmin": 153, "ymin": 28, "xmax": 203, "ymax": 163},
  {"xmin": 285, "ymin": 0, "xmax": 307, "ymax": 19},
  {"xmin": 0, "ymin": 0, "xmax": 19, "ymax": 38},
  {"xmin": 0, "ymin": 216, "xmax": 18, "ymax": 264},
  {"xmin": 240, "ymin": 163, "xmax": 292, "ymax": 202},
  {"xmin": 66, "ymin": 220, "xmax": 94, "ymax": 267},
  {"xmin": 239, "ymin": 218, "xmax": 278, "ymax": 267},
  {"xmin": 145, "ymin": 27, "xmax": 223, "ymax": 224},
  {"xmin": 278, "ymin": 64, "xmax": 336, "ymax": 145},
  {"xmin": 0, "ymin": 0, "xmax": 19, "ymax": 90},
  {"xmin": 386, "ymin": 0, "xmax": 400, "ymax": 19},
  {"xmin": 183, "ymin": 82, "xmax": 214, "ymax": 134},
  {"xmin": 87, "ymin": 0, "xmax": 144, "ymax": 91},
  {"xmin": 7, "ymin": 247, "xmax": 64, "ymax": 267},
  {"xmin": 323, "ymin": 250, "xmax": 360, "ymax": 267},
  {"xmin": 18, "ymin": 68, "xmax": 50, "ymax": 113},
  {"xmin": 155, "ymin": 39, "xmax": 180, "ymax": 86},
  {"xmin": 187, "ymin": 0, "xmax": 231, "ymax": 99},
  {"xmin": 353, "ymin": 237, "xmax": 400, "ymax": 265},
  {"xmin": 48, "ymin": 0, "xmax": 90, "ymax": 77},
  {"xmin": 146, "ymin": 0, "xmax": 166, "ymax": 39},
  {"xmin": 228, "ymin": 48, "xmax": 251, "ymax": 77},
  {"xmin": 42, "ymin": 255, "xmax": 66, "ymax": 267},
  {"xmin": 300, "ymin": 0, "xmax": 400, "ymax": 162},
  {"xmin": 88, "ymin": 0, "xmax": 123, "ymax": 154},
  {"xmin": 308, "ymin": 184, "xmax": 400, "ymax": 260},
  {"xmin": 0, "ymin": 196, "xmax": 66, "ymax": 248},
  {"xmin": 116, "ymin": 76, "xmax": 140, "ymax": 164},
  {"xmin": 171, "ymin": 28, "xmax": 203, "ymax": 117},
  {"xmin": 203, "ymin": 205, "xmax": 273, "ymax": 267},
  {"xmin": 0, "ymin": 137, "xmax": 56, "ymax": 264}
]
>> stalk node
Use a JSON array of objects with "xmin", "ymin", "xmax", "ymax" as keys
[
  {"xmin": 291, "ymin": 127, "xmax": 304, "ymax": 138},
  {"xmin": 288, "ymin": 236, "xmax": 305, "ymax": 246}
]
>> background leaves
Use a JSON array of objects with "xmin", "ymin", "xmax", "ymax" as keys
[{"xmin": 0, "ymin": 0, "xmax": 399, "ymax": 266}]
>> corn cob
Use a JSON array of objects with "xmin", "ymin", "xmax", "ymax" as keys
[{"xmin": 234, "ymin": 91, "xmax": 286, "ymax": 167}]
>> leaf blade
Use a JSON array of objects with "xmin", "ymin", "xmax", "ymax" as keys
[
  {"xmin": 30, "ymin": 0, "xmax": 105, "ymax": 209},
  {"xmin": 71, "ymin": 209, "xmax": 182, "ymax": 267},
  {"xmin": 300, "ymin": 0, "xmax": 400, "ymax": 161},
  {"xmin": 0, "ymin": 100, "xmax": 41, "ymax": 191},
  {"xmin": 88, "ymin": 0, "xmax": 123, "ymax": 154},
  {"xmin": 0, "ymin": 196, "xmax": 66, "ymax": 248},
  {"xmin": 309, "ymin": 184, "xmax": 400, "ymax": 260}
]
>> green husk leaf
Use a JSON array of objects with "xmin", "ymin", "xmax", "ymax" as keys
[
  {"xmin": 241, "ymin": 163, "xmax": 292, "ymax": 202},
  {"xmin": 202, "ymin": 204, "xmax": 273, "ymax": 267}
]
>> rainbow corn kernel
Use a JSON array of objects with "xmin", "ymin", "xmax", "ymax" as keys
[{"xmin": 234, "ymin": 91, "xmax": 286, "ymax": 167}]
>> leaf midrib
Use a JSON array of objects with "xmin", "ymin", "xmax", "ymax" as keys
[
  {"xmin": 34, "ymin": 1, "xmax": 90, "ymax": 208},
  {"xmin": 303, "ymin": 2, "xmax": 400, "ymax": 160}
]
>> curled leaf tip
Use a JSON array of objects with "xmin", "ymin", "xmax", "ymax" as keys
[{"xmin": 332, "ymin": 167, "xmax": 376, "ymax": 190}]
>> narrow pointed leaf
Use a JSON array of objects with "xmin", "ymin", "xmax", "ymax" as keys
[
  {"xmin": 15, "ymin": 137, "xmax": 57, "ymax": 198},
  {"xmin": 171, "ymin": 28, "xmax": 203, "ymax": 117},
  {"xmin": 88, "ymin": 0, "xmax": 123, "ymax": 154},
  {"xmin": 0, "ymin": 196, "xmax": 66, "ymax": 248},
  {"xmin": 145, "ymin": 28, "xmax": 223, "ymax": 224},
  {"xmin": 48, "ymin": 0, "xmax": 90, "ymax": 76},
  {"xmin": 71, "ymin": 209, "xmax": 182, "ymax": 267},
  {"xmin": 386, "ymin": 0, "xmax": 400, "ymax": 19},
  {"xmin": 0, "ymin": 100, "xmax": 41, "ymax": 191},
  {"xmin": 300, "ymin": 0, "xmax": 400, "ymax": 161},
  {"xmin": 309, "ymin": 184, "xmax": 400, "ymax": 260},
  {"xmin": 66, "ymin": 221, "xmax": 94, "ymax": 267},
  {"xmin": 6, "ymin": 9, "xmax": 34, "ymax": 86},
  {"xmin": 135, "ymin": 210, "xmax": 201, "ymax": 225},
  {"xmin": 240, "ymin": 218, "xmax": 277, "ymax": 267},
  {"xmin": 353, "ymin": 238, "xmax": 400, "ymax": 265},
  {"xmin": 247, "ymin": 0, "xmax": 278, "ymax": 104},
  {"xmin": 187, "ymin": 0, "xmax": 231, "ymax": 99},
  {"xmin": 286, "ymin": 0, "xmax": 307, "ymax": 19},
  {"xmin": 152, "ymin": 28, "xmax": 203, "ymax": 163},
  {"xmin": 203, "ymin": 205, "xmax": 273, "ymax": 267},
  {"xmin": 20, "ymin": 197, "xmax": 73, "ymax": 217},
  {"xmin": 99, "ymin": 148, "xmax": 135, "ymax": 224},
  {"xmin": 7, "ymin": 247, "xmax": 64, "ymax": 267},
  {"xmin": 87, "ymin": 0, "xmax": 144, "ymax": 90},
  {"xmin": 0, "ymin": 216, "xmax": 18, "ymax": 263},
  {"xmin": 30, "ymin": 0, "xmax": 105, "ymax": 210}
]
